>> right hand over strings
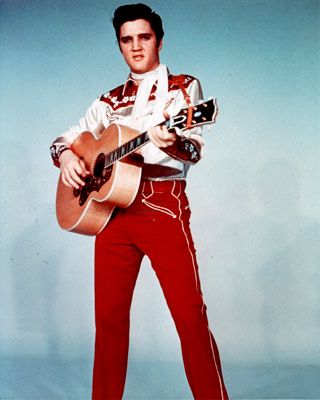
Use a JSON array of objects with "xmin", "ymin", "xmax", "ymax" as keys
[{"xmin": 59, "ymin": 149, "xmax": 90, "ymax": 189}]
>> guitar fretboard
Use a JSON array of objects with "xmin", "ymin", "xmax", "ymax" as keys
[{"xmin": 104, "ymin": 131, "xmax": 150, "ymax": 168}]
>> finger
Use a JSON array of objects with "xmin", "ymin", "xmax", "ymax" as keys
[
  {"xmin": 63, "ymin": 169, "xmax": 79, "ymax": 189},
  {"xmin": 150, "ymin": 127, "xmax": 166, "ymax": 142},
  {"xmin": 148, "ymin": 127, "xmax": 159, "ymax": 145},
  {"xmin": 148, "ymin": 126, "xmax": 177, "ymax": 148},
  {"xmin": 61, "ymin": 170, "xmax": 81, "ymax": 189},
  {"xmin": 63, "ymin": 166, "xmax": 84, "ymax": 188},
  {"xmin": 73, "ymin": 160, "xmax": 89, "ymax": 177},
  {"xmin": 161, "ymin": 125, "xmax": 177, "ymax": 140},
  {"xmin": 79, "ymin": 159, "xmax": 91, "ymax": 175},
  {"xmin": 157, "ymin": 127, "xmax": 177, "ymax": 146},
  {"xmin": 160, "ymin": 140, "xmax": 176, "ymax": 148},
  {"xmin": 69, "ymin": 167, "xmax": 86, "ymax": 187},
  {"xmin": 61, "ymin": 172, "xmax": 72, "ymax": 188}
]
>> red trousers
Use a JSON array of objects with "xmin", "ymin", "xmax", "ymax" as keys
[{"xmin": 92, "ymin": 180, "xmax": 228, "ymax": 400}]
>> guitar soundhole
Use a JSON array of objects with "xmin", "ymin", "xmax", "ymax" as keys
[{"xmin": 93, "ymin": 153, "xmax": 105, "ymax": 178}]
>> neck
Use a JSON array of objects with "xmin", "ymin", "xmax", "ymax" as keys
[{"xmin": 131, "ymin": 64, "xmax": 161, "ymax": 80}]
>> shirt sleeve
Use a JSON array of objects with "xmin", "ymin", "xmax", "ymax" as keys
[
  {"xmin": 179, "ymin": 77, "xmax": 206, "ymax": 157},
  {"xmin": 50, "ymin": 97, "xmax": 109, "ymax": 167},
  {"xmin": 164, "ymin": 77, "xmax": 206, "ymax": 163}
]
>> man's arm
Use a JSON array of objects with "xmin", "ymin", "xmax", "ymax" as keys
[
  {"xmin": 51, "ymin": 98, "xmax": 109, "ymax": 188},
  {"xmin": 50, "ymin": 98, "xmax": 106, "ymax": 166},
  {"xmin": 148, "ymin": 77, "xmax": 205, "ymax": 164},
  {"xmin": 147, "ymin": 125, "xmax": 203, "ymax": 164}
]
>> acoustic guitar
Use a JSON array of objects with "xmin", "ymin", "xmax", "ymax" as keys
[{"xmin": 56, "ymin": 98, "xmax": 218, "ymax": 235}]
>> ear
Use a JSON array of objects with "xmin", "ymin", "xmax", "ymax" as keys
[{"xmin": 158, "ymin": 38, "xmax": 163, "ymax": 51}]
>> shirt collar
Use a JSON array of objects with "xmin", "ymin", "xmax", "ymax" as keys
[
  {"xmin": 122, "ymin": 69, "xmax": 170, "ymax": 97},
  {"xmin": 122, "ymin": 75, "xmax": 138, "ymax": 96}
]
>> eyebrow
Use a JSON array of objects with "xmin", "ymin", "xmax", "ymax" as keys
[{"xmin": 120, "ymin": 33, "xmax": 153, "ymax": 41}]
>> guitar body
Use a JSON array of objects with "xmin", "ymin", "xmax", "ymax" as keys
[
  {"xmin": 56, "ymin": 124, "xmax": 143, "ymax": 236},
  {"xmin": 55, "ymin": 98, "xmax": 218, "ymax": 236}
]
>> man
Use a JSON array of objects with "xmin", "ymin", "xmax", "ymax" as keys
[{"xmin": 51, "ymin": 4, "xmax": 228, "ymax": 399}]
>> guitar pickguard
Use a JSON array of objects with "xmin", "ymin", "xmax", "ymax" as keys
[{"xmin": 73, "ymin": 166, "xmax": 113, "ymax": 206}]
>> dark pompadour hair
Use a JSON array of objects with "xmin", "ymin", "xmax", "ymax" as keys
[{"xmin": 113, "ymin": 3, "xmax": 164, "ymax": 47}]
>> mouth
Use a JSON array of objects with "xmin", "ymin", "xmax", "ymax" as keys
[{"xmin": 133, "ymin": 55, "xmax": 144, "ymax": 61}]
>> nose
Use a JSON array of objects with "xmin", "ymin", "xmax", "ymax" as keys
[{"xmin": 132, "ymin": 38, "xmax": 141, "ymax": 51}]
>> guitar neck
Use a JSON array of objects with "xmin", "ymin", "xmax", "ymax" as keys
[
  {"xmin": 104, "ymin": 129, "xmax": 150, "ymax": 167},
  {"xmin": 104, "ymin": 98, "xmax": 217, "ymax": 168},
  {"xmin": 104, "ymin": 120, "xmax": 172, "ymax": 167}
]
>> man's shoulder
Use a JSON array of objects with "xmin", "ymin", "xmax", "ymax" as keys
[
  {"xmin": 97, "ymin": 74, "xmax": 199, "ymax": 108},
  {"xmin": 99, "ymin": 82, "xmax": 136, "ymax": 110},
  {"xmin": 168, "ymin": 74, "xmax": 198, "ymax": 92}
]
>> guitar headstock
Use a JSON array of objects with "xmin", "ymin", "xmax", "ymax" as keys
[{"xmin": 169, "ymin": 98, "xmax": 218, "ymax": 131}]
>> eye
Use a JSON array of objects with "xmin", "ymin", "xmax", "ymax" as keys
[
  {"xmin": 121, "ymin": 37, "xmax": 132, "ymax": 44},
  {"xmin": 140, "ymin": 35, "xmax": 151, "ymax": 41}
]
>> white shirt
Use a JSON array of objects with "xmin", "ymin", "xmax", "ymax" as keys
[{"xmin": 50, "ymin": 73, "xmax": 205, "ymax": 180}]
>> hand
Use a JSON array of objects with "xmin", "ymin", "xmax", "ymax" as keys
[
  {"xmin": 147, "ymin": 125, "xmax": 178, "ymax": 149},
  {"xmin": 59, "ymin": 150, "xmax": 90, "ymax": 189}
]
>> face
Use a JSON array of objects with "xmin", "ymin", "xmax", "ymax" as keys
[{"xmin": 119, "ymin": 19, "xmax": 162, "ymax": 74}]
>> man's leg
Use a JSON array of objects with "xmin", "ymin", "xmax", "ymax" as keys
[
  {"xmin": 92, "ymin": 210, "xmax": 144, "ymax": 400},
  {"xmin": 134, "ymin": 181, "xmax": 228, "ymax": 400},
  {"xmin": 151, "ymin": 256, "xmax": 228, "ymax": 400}
]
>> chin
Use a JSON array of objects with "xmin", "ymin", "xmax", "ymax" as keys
[
  {"xmin": 130, "ymin": 61, "xmax": 159, "ymax": 74},
  {"xmin": 132, "ymin": 67, "xmax": 148, "ymax": 74}
]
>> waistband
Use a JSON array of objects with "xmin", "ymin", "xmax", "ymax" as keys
[
  {"xmin": 141, "ymin": 164, "xmax": 184, "ymax": 180},
  {"xmin": 138, "ymin": 179, "xmax": 186, "ymax": 194}
]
